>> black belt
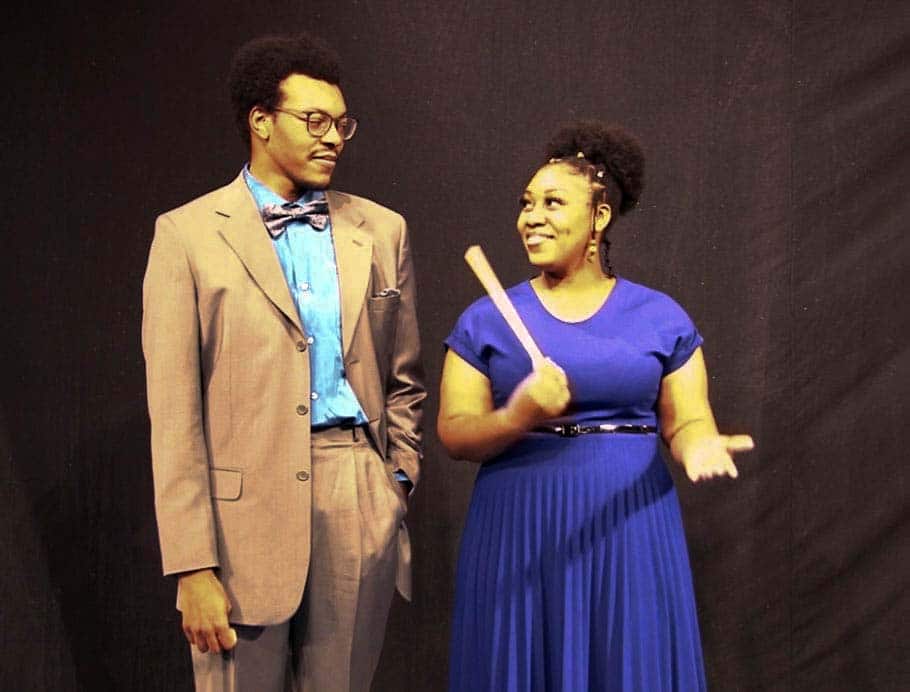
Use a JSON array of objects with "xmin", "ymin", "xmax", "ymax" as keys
[
  {"xmin": 311, "ymin": 420, "xmax": 367, "ymax": 439},
  {"xmin": 533, "ymin": 423, "xmax": 657, "ymax": 437},
  {"xmin": 312, "ymin": 418, "xmax": 361, "ymax": 431}
]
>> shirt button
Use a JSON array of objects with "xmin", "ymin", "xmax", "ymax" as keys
[
  {"xmin": 300, "ymin": 282, "xmax": 310, "ymax": 291},
  {"xmin": 310, "ymin": 392, "xmax": 319, "ymax": 400},
  {"xmin": 296, "ymin": 470, "xmax": 310, "ymax": 481},
  {"xmin": 296, "ymin": 404, "xmax": 308, "ymax": 415},
  {"xmin": 296, "ymin": 340, "xmax": 308, "ymax": 352}
]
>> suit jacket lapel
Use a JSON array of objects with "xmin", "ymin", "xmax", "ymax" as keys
[
  {"xmin": 327, "ymin": 190, "xmax": 372, "ymax": 357},
  {"xmin": 216, "ymin": 175, "xmax": 304, "ymax": 337}
]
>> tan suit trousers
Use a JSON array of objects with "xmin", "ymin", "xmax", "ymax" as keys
[{"xmin": 190, "ymin": 426, "xmax": 404, "ymax": 692}]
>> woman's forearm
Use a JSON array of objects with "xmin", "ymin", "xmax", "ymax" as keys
[
  {"xmin": 664, "ymin": 416, "xmax": 718, "ymax": 465},
  {"xmin": 438, "ymin": 408, "xmax": 529, "ymax": 463}
]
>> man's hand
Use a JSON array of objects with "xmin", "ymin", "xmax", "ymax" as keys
[{"xmin": 177, "ymin": 569, "xmax": 237, "ymax": 654}]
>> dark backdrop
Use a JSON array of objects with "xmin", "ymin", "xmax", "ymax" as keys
[{"xmin": 1, "ymin": 1, "xmax": 907, "ymax": 690}]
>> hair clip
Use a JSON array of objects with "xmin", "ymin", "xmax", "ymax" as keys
[{"xmin": 576, "ymin": 151, "xmax": 586, "ymax": 158}]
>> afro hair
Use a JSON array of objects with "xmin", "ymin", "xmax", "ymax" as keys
[
  {"xmin": 544, "ymin": 120, "xmax": 644, "ymax": 215},
  {"xmin": 228, "ymin": 33, "xmax": 342, "ymax": 147}
]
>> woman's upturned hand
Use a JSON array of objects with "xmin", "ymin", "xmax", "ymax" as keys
[
  {"xmin": 504, "ymin": 359, "xmax": 571, "ymax": 430},
  {"xmin": 681, "ymin": 434, "xmax": 754, "ymax": 482}
]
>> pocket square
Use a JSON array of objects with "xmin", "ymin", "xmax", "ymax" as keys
[{"xmin": 372, "ymin": 288, "xmax": 401, "ymax": 298}]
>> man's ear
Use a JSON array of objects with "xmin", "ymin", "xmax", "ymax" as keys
[{"xmin": 249, "ymin": 106, "xmax": 272, "ymax": 141}]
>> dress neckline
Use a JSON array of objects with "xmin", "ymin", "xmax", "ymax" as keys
[{"xmin": 525, "ymin": 276, "xmax": 623, "ymax": 325}]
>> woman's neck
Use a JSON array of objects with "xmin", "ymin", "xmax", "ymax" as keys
[
  {"xmin": 535, "ymin": 262, "xmax": 610, "ymax": 293},
  {"xmin": 530, "ymin": 266, "xmax": 617, "ymax": 323}
]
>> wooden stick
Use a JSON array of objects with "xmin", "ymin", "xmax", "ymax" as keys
[{"xmin": 464, "ymin": 245, "xmax": 545, "ymax": 366}]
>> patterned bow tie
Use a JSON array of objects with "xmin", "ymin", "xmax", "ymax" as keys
[{"xmin": 261, "ymin": 199, "xmax": 330, "ymax": 237}]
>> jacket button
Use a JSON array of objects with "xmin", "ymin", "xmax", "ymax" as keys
[
  {"xmin": 296, "ymin": 404, "xmax": 308, "ymax": 415},
  {"xmin": 296, "ymin": 470, "xmax": 310, "ymax": 481},
  {"xmin": 296, "ymin": 340, "xmax": 307, "ymax": 352}
]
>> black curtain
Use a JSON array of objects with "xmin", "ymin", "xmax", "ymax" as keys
[{"xmin": 1, "ymin": 1, "xmax": 907, "ymax": 689}]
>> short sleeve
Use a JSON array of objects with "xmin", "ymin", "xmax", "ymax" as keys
[
  {"xmin": 444, "ymin": 299, "xmax": 491, "ymax": 377},
  {"xmin": 659, "ymin": 298, "xmax": 704, "ymax": 376}
]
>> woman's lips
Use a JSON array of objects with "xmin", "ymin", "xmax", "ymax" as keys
[{"xmin": 525, "ymin": 233, "xmax": 553, "ymax": 247}]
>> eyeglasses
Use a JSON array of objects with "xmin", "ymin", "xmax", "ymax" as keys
[{"xmin": 273, "ymin": 108, "xmax": 358, "ymax": 140}]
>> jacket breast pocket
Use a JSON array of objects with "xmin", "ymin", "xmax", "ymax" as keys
[{"xmin": 210, "ymin": 467, "xmax": 243, "ymax": 501}]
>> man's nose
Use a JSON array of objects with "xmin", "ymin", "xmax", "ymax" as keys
[{"xmin": 321, "ymin": 123, "xmax": 343, "ymax": 146}]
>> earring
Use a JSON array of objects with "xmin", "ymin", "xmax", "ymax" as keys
[{"xmin": 586, "ymin": 240, "xmax": 598, "ymax": 262}]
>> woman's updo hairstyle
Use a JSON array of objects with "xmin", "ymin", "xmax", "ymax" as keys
[{"xmin": 543, "ymin": 120, "xmax": 644, "ymax": 218}]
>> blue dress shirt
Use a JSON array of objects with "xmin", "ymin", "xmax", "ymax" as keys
[{"xmin": 243, "ymin": 167, "xmax": 368, "ymax": 428}]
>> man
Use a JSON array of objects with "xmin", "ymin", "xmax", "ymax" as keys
[{"xmin": 142, "ymin": 33, "xmax": 424, "ymax": 691}]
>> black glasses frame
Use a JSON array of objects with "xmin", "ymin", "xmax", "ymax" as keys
[{"xmin": 273, "ymin": 108, "xmax": 358, "ymax": 140}]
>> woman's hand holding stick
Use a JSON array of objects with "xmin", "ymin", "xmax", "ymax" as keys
[{"xmin": 463, "ymin": 246, "xmax": 568, "ymax": 426}]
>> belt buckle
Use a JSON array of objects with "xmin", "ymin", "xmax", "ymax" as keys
[{"xmin": 559, "ymin": 424, "xmax": 581, "ymax": 437}]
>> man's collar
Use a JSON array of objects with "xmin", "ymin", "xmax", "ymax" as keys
[{"xmin": 242, "ymin": 165, "xmax": 326, "ymax": 210}]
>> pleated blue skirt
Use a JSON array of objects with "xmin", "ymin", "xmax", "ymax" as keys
[{"xmin": 449, "ymin": 433, "xmax": 706, "ymax": 692}]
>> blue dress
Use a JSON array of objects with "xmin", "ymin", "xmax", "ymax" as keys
[{"xmin": 445, "ymin": 277, "xmax": 707, "ymax": 691}]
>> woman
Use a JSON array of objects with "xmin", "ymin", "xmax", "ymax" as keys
[{"xmin": 439, "ymin": 121, "xmax": 753, "ymax": 691}]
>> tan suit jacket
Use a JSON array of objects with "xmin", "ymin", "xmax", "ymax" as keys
[{"xmin": 142, "ymin": 174, "xmax": 425, "ymax": 625}]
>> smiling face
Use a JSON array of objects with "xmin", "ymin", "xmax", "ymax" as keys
[
  {"xmin": 248, "ymin": 73, "xmax": 347, "ymax": 199},
  {"xmin": 517, "ymin": 163, "xmax": 611, "ymax": 276}
]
